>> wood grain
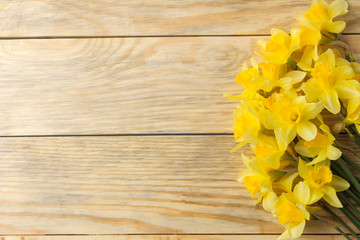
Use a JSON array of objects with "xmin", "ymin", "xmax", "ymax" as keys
[
  {"xmin": 0, "ymin": 36, "xmax": 359, "ymax": 135},
  {"xmin": 0, "ymin": 0, "xmax": 359, "ymax": 37},
  {"xmin": 0, "ymin": 235, "xmax": 350, "ymax": 240},
  {"xmin": 0, "ymin": 135, "xmax": 357, "ymax": 234}
]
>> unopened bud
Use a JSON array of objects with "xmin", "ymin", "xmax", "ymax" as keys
[{"xmin": 332, "ymin": 122, "xmax": 345, "ymax": 134}]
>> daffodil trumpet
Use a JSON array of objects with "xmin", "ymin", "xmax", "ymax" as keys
[{"xmin": 227, "ymin": 0, "xmax": 360, "ymax": 239}]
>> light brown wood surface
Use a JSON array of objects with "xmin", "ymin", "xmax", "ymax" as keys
[
  {"xmin": 0, "ymin": 235, "xmax": 351, "ymax": 240},
  {"xmin": 0, "ymin": 0, "xmax": 359, "ymax": 239},
  {"xmin": 0, "ymin": 135, "xmax": 357, "ymax": 235},
  {"xmin": 0, "ymin": 0, "xmax": 359, "ymax": 37},
  {"xmin": 0, "ymin": 36, "xmax": 358, "ymax": 135}
]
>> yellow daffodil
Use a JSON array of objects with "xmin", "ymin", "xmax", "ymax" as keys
[
  {"xmin": 272, "ymin": 182, "xmax": 312, "ymax": 240},
  {"xmin": 343, "ymin": 63, "xmax": 360, "ymax": 131},
  {"xmin": 251, "ymin": 134, "xmax": 285, "ymax": 169},
  {"xmin": 232, "ymin": 104, "xmax": 261, "ymax": 151},
  {"xmin": 299, "ymin": 0, "xmax": 348, "ymax": 33},
  {"xmin": 224, "ymin": 59, "xmax": 261, "ymax": 102},
  {"xmin": 302, "ymin": 49, "xmax": 357, "ymax": 114},
  {"xmin": 258, "ymin": 62, "xmax": 307, "ymax": 92},
  {"xmin": 296, "ymin": 25, "xmax": 322, "ymax": 71},
  {"xmin": 295, "ymin": 122, "xmax": 341, "ymax": 165},
  {"xmin": 238, "ymin": 154, "xmax": 273, "ymax": 201},
  {"xmin": 298, "ymin": 158, "xmax": 349, "ymax": 207},
  {"xmin": 257, "ymin": 28, "xmax": 301, "ymax": 64},
  {"xmin": 345, "ymin": 97, "xmax": 360, "ymax": 132},
  {"xmin": 262, "ymin": 92, "xmax": 323, "ymax": 150}
]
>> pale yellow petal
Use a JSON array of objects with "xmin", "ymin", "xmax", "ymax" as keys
[
  {"xmin": 298, "ymin": 158, "xmax": 312, "ymax": 179},
  {"xmin": 325, "ymin": 21, "xmax": 346, "ymax": 33},
  {"xmin": 334, "ymin": 65, "xmax": 355, "ymax": 80},
  {"xmin": 322, "ymin": 90, "xmax": 340, "ymax": 114},
  {"xmin": 335, "ymin": 80, "xmax": 359, "ymax": 99},
  {"xmin": 326, "ymin": 145, "xmax": 342, "ymax": 160},
  {"xmin": 294, "ymin": 181, "xmax": 311, "ymax": 205},
  {"xmin": 262, "ymin": 192, "xmax": 278, "ymax": 212},
  {"xmin": 322, "ymin": 186, "xmax": 343, "ymax": 208},
  {"xmin": 297, "ymin": 121, "xmax": 317, "ymax": 141},
  {"xmin": 285, "ymin": 71, "xmax": 307, "ymax": 84},
  {"xmin": 330, "ymin": 175, "xmax": 350, "ymax": 192},
  {"xmin": 319, "ymin": 49, "xmax": 336, "ymax": 67},
  {"xmin": 279, "ymin": 171, "xmax": 299, "ymax": 193},
  {"xmin": 295, "ymin": 141, "xmax": 319, "ymax": 158},
  {"xmin": 302, "ymin": 102, "xmax": 323, "ymax": 120},
  {"xmin": 306, "ymin": 151, "xmax": 327, "ymax": 165},
  {"xmin": 308, "ymin": 189, "xmax": 324, "ymax": 204},
  {"xmin": 278, "ymin": 229, "xmax": 291, "ymax": 240},
  {"xmin": 288, "ymin": 221, "xmax": 306, "ymax": 239},
  {"xmin": 329, "ymin": 0, "xmax": 348, "ymax": 18},
  {"xmin": 275, "ymin": 126, "xmax": 297, "ymax": 151}
]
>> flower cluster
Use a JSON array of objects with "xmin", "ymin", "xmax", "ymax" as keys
[{"xmin": 227, "ymin": 0, "xmax": 360, "ymax": 239}]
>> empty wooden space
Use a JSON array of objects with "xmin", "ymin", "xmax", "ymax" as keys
[{"xmin": 0, "ymin": 0, "xmax": 358, "ymax": 239}]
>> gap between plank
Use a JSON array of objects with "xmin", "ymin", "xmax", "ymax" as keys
[
  {"xmin": 0, "ymin": 233, "xmax": 344, "ymax": 236},
  {"xmin": 0, "ymin": 32, "xmax": 358, "ymax": 40}
]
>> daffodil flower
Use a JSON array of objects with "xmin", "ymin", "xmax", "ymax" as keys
[
  {"xmin": 238, "ymin": 154, "xmax": 274, "ymax": 202},
  {"xmin": 231, "ymin": 104, "xmax": 261, "ymax": 152},
  {"xmin": 257, "ymin": 28, "xmax": 301, "ymax": 64},
  {"xmin": 302, "ymin": 49, "xmax": 357, "ymax": 114},
  {"xmin": 272, "ymin": 182, "xmax": 313, "ymax": 240},
  {"xmin": 345, "ymin": 97, "xmax": 360, "ymax": 132},
  {"xmin": 262, "ymin": 92, "xmax": 323, "ymax": 150},
  {"xmin": 251, "ymin": 134, "xmax": 285, "ymax": 169},
  {"xmin": 299, "ymin": 0, "xmax": 348, "ymax": 33},
  {"xmin": 295, "ymin": 122, "xmax": 341, "ymax": 165},
  {"xmin": 257, "ymin": 62, "xmax": 307, "ymax": 92},
  {"xmin": 298, "ymin": 158, "xmax": 349, "ymax": 207},
  {"xmin": 296, "ymin": 25, "xmax": 322, "ymax": 71}
]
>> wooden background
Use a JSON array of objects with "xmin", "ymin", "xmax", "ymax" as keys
[{"xmin": 0, "ymin": 0, "xmax": 359, "ymax": 239}]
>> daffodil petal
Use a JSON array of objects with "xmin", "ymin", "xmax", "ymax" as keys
[
  {"xmin": 302, "ymin": 102, "xmax": 323, "ymax": 120},
  {"xmin": 278, "ymin": 229, "xmax": 291, "ymax": 240},
  {"xmin": 306, "ymin": 151, "xmax": 327, "ymax": 165},
  {"xmin": 275, "ymin": 126, "xmax": 297, "ymax": 151},
  {"xmin": 322, "ymin": 90, "xmax": 341, "ymax": 114},
  {"xmin": 330, "ymin": 175, "xmax": 350, "ymax": 192},
  {"xmin": 297, "ymin": 121, "xmax": 317, "ymax": 141},
  {"xmin": 298, "ymin": 158, "xmax": 312, "ymax": 179},
  {"xmin": 322, "ymin": 186, "xmax": 343, "ymax": 208},
  {"xmin": 288, "ymin": 221, "xmax": 306, "ymax": 239},
  {"xmin": 325, "ymin": 21, "xmax": 346, "ymax": 33},
  {"xmin": 335, "ymin": 79, "xmax": 359, "ymax": 99},
  {"xmin": 262, "ymin": 192, "xmax": 278, "ymax": 212},
  {"xmin": 279, "ymin": 171, "xmax": 299, "ymax": 193},
  {"xmin": 329, "ymin": 0, "xmax": 348, "ymax": 18},
  {"xmin": 326, "ymin": 145, "xmax": 342, "ymax": 160},
  {"xmin": 295, "ymin": 140, "xmax": 319, "ymax": 158},
  {"xmin": 308, "ymin": 189, "xmax": 324, "ymax": 205},
  {"xmin": 294, "ymin": 181, "xmax": 311, "ymax": 205}
]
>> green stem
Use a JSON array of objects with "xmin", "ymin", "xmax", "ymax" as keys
[
  {"xmin": 345, "ymin": 127, "xmax": 360, "ymax": 147},
  {"xmin": 340, "ymin": 207, "xmax": 360, "ymax": 231},
  {"xmin": 339, "ymin": 192, "xmax": 360, "ymax": 217},
  {"xmin": 322, "ymin": 203, "xmax": 360, "ymax": 240},
  {"xmin": 336, "ymin": 159, "xmax": 360, "ymax": 194},
  {"xmin": 333, "ymin": 225, "xmax": 353, "ymax": 240},
  {"xmin": 331, "ymin": 162, "xmax": 360, "ymax": 199},
  {"xmin": 341, "ymin": 155, "xmax": 360, "ymax": 173},
  {"xmin": 346, "ymin": 189, "xmax": 360, "ymax": 206},
  {"xmin": 350, "ymin": 124, "xmax": 360, "ymax": 139}
]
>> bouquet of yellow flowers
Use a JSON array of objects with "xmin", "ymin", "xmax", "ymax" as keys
[{"xmin": 226, "ymin": 0, "xmax": 360, "ymax": 239}]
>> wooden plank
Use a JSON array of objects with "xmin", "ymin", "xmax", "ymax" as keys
[
  {"xmin": 1, "ymin": 36, "xmax": 359, "ymax": 135},
  {"xmin": 0, "ymin": 0, "xmax": 359, "ymax": 37},
  {"xmin": 0, "ymin": 235, "xmax": 350, "ymax": 240},
  {"xmin": 0, "ymin": 135, "xmax": 357, "ymax": 234}
]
